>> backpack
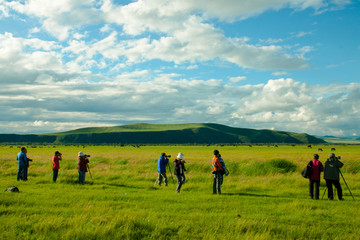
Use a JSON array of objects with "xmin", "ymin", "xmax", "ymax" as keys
[
  {"xmin": 301, "ymin": 161, "xmax": 313, "ymax": 178},
  {"xmin": 5, "ymin": 186, "xmax": 19, "ymax": 192}
]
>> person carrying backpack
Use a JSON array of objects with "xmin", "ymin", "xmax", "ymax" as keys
[
  {"xmin": 324, "ymin": 153, "xmax": 344, "ymax": 200},
  {"xmin": 308, "ymin": 154, "xmax": 323, "ymax": 200},
  {"xmin": 212, "ymin": 150, "xmax": 223, "ymax": 194}
]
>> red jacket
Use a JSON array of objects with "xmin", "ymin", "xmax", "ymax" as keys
[
  {"xmin": 52, "ymin": 156, "xmax": 60, "ymax": 170},
  {"xmin": 310, "ymin": 159, "xmax": 323, "ymax": 181},
  {"xmin": 78, "ymin": 156, "xmax": 89, "ymax": 172}
]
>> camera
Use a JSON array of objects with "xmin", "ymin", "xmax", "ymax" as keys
[
  {"xmin": 337, "ymin": 156, "xmax": 341, "ymax": 159},
  {"xmin": 84, "ymin": 154, "xmax": 91, "ymax": 158},
  {"xmin": 166, "ymin": 155, "xmax": 171, "ymax": 158}
]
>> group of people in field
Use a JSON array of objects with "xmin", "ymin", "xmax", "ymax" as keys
[
  {"xmin": 16, "ymin": 147, "xmax": 345, "ymax": 199},
  {"xmin": 16, "ymin": 147, "xmax": 90, "ymax": 184},
  {"xmin": 306, "ymin": 153, "xmax": 344, "ymax": 200},
  {"xmin": 156, "ymin": 149, "xmax": 228, "ymax": 194}
]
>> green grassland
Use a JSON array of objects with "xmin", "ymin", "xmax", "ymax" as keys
[{"xmin": 1, "ymin": 145, "xmax": 360, "ymax": 240}]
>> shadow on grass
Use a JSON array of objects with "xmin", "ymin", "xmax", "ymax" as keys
[
  {"xmin": 104, "ymin": 183, "xmax": 144, "ymax": 189},
  {"xmin": 222, "ymin": 192, "xmax": 274, "ymax": 198}
]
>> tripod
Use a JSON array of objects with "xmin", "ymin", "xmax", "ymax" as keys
[
  {"xmin": 167, "ymin": 163, "xmax": 175, "ymax": 184},
  {"xmin": 338, "ymin": 168, "xmax": 355, "ymax": 201},
  {"xmin": 87, "ymin": 163, "xmax": 93, "ymax": 180},
  {"xmin": 322, "ymin": 169, "xmax": 355, "ymax": 201}
]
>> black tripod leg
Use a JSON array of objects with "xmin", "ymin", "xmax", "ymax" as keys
[
  {"xmin": 321, "ymin": 187, "xmax": 327, "ymax": 200},
  {"xmin": 339, "ymin": 169, "xmax": 355, "ymax": 201}
]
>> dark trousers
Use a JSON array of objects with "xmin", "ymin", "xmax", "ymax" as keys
[
  {"xmin": 157, "ymin": 173, "xmax": 168, "ymax": 186},
  {"xmin": 78, "ymin": 170, "xmax": 86, "ymax": 184},
  {"xmin": 309, "ymin": 179, "xmax": 320, "ymax": 199},
  {"xmin": 213, "ymin": 172, "xmax": 223, "ymax": 194},
  {"xmin": 325, "ymin": 179, "xmax": 343, "ymax": 200},
  {"xmin": 17, "ymin": 165, "xmax": 26, "ymax": 181},
  {"xmin": 175, "ymin": 174, "xmax": 185, "ymax": 193},
  {"xmin": 53, "ymin": 169, "xmax": 59, "ymax": 183},
  {"xmin": 24, "ymin": 167, "xmax": 28, "ymax": 180}
]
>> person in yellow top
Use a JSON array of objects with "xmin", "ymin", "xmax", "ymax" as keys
[{"xmin": 212, "ymin": 149, "xmax": 223, "ymax": 194}]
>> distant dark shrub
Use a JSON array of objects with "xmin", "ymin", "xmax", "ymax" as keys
[{"xmin": 239, "ymin": 159, "xmax": 297, "ymax": 176}]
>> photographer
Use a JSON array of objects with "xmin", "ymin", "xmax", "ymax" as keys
[
  {"xmin": 16, "ymin": 147, "xmax": 32, "ymax": 181},
  {"xmin": 52, "ymin": 151, "xmax": 62, "ymax": 183},
  {"xmin": 157, "ymin": 153, "xmax": 170, "ymax": 186},
  {"xmin": 324, "ymin": 153, "xmax": 344, "ymax": 200},
  {"xmin": 174, "ymin": 153, "xmax": 186, "ymax": 193},
  {"xmin": 212, "ymin": 150, "xmax": 223, "ymax": 194},
  {"xmin": 78, "ymin": 151, "xmax": 90, "ymax": 184}
]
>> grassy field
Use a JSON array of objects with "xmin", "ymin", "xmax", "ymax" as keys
[{"xmin": 1, "ymin": 145, "xmax": 360, "ymax": 239}]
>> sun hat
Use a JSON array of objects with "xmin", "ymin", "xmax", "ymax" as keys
[
  {"xmin": 78, "ymin": 151, "xmax": 85, "ymax": 157},
  {"xmin": 177, "ymin": 152, "xmax": 184, "ymax": 159}
]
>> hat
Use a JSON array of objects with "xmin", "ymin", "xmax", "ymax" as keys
[
  {"xmin": 78, "ymin": 151, "xmax": 85, "ymax": 157},
  {"xmin": 177, "ymin": 152, "xmax": 184, "ymax": 159},
  {"xmin": 329, "ymin": 153, "xmax": 335, "ymax": 158}
]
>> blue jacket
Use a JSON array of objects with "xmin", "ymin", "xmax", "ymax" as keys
[
  {"xmin": 158, "ymin": 156, "xmax": 169, "ymax": 173},
  {"xmin": 219, "ymin": 157, "xmax": 228, "ymax": 176},
  {"xmin": 17, "ymin": 151, "xmax": 27, "ymax": 166}
]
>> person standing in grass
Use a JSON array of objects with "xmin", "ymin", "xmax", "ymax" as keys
[
  {"xmin": 308, "ymin": 154, "xmax": 323, "ymax": 200},
  {"xmin": 157, "ymin": 153, "xmax": 169, "ymax": 186},
  {"xmin": 78, "ymin": 151, "xmax": 89, "ymax": 184},
  {"xmin": 17, "ymin": 147, "xmax": 29, "ymax": 181},
  {"xmin": 52, "ymin": 151, "xmax": 62, "ymax": 183},
  {"xmin": 212, "ymin": 149, "xmax": 223, "ymax": 194},
  {"xmin": 174, "ymin": 152, "xmax": 186, "ymax": 193},
  {"xmin": 324, "ymin": 153, "xmax": 344, "ymax": 200}
]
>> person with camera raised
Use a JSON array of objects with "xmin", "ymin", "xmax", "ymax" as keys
[
  {"xmin": 157, "ymin": 153, "xmax": 170, "ymax": 186},
  {"xmin": 78, "ymin": 151, "xmax": 89, "ymax": 184},
  {"xmin": 52, "ymin": 151, "xmax": 62, "ymax": 183},
  {"xmin": 174, "ymin": 153, "xmax": 186, "ymax": 193},
  {"xmin": 324, "ymin": 153, "xmax": 344, "ymax": 200},
  {"xmin": 212, "ymin": 149, "xmax": 223, "ymax": 194}
]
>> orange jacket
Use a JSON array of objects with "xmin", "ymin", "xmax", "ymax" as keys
[{"xmin": 212, "ymin": 156, "xmax": 223, "ymax": 171}]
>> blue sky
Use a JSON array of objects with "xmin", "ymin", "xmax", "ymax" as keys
[{"xmin": 0, "ymin": 0, "xmax": 359, "ymax": 137}]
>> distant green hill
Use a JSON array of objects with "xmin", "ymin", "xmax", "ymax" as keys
[{"xmin": 0, "ymin": 123, "xmax": 326, "ymax": 144}]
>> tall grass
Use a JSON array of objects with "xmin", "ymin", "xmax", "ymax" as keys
[{"xmin": 1, "ymin": 145, "xmax": 360, "ymax": 239}]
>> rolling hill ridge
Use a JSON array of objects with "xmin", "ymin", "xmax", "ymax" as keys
[{"xmin": 0, "ymin": 123, "xmax": 326, "ymax": 144}]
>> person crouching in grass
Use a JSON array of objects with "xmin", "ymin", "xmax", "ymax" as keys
[
  {"xmin": 52, "ymin": 151, "xmax": 62, "ymax": 183},
  {"xmin": 78, "ymin": 151, "xmax": 89, "ymax": 184}
]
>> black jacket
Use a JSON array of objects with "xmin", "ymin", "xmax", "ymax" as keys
[{"xmin": 174, "ymin": 159, "xmax": 186, "ymax": 175}]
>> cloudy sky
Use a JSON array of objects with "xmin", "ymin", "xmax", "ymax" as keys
[{"xmin": 0, "ymin": 0, "xmax": 359, "ymax": 137}]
